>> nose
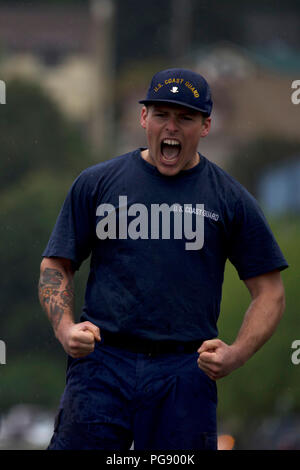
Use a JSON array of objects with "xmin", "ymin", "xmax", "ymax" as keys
[{"xmin": 165, "ymin": 116, "xmax": 179, "ymax": 133}]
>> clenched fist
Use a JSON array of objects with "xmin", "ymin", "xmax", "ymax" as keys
[
  {"xmin": 56, "ymin": 321, "xmax": 101, "ymax": 358},
  {"xmin": 197, "ymin": 339, "xmax": 242, "ymax": 381}
]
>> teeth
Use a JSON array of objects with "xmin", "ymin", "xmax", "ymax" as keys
[{"xmin": 163, "ymin": 139, "xmax": 180, "ymax": 146}]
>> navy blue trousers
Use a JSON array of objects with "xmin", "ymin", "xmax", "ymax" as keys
[{"xmin": 48, "ymin": 340, "xmax": 218, "ymax": 450}]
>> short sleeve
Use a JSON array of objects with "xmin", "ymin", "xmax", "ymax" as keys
[
  {"xmin": 228, "ymin": 191, "xmax": 288, "ymax": 280},
  {"xmin": 42, "ymin": 170, "xmax": 97, "ymax": 270}
]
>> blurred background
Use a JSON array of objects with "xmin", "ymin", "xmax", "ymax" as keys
[{"xmin": 0, "ymin": 0, "xmax": 299, "ymax": 450}]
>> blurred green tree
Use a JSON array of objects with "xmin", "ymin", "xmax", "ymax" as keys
[
  {"xmin": 0, "ymin": 78, "xmax": 94, "ymax": 410},
  {"xmin": 0, "ymin": 79, "xmax": 89, "ymax": 190}
]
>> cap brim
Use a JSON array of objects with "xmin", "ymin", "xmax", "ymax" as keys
[{"xmin": 139, "ymin": 99, "xmax": 211, "ymax": 116}]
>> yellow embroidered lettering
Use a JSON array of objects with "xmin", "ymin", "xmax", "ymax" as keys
[{"xmin": 185, "ymin": 82, "xmax": 199, "ymax": 98}]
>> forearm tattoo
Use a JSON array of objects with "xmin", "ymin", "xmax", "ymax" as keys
[
  {"xmin": 39, "ymin": 268, "xmax": 74, "ymax": 331},
  {"xmin": 60, "ymin": 281, "xmax": 74, "ymax": 308}
]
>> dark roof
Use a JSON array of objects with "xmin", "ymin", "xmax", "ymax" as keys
[{"xmin": 0, "ymin": 5, "xmax": 92, "ymax": 55}]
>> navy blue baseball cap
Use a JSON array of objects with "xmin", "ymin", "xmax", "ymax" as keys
[{"xmin": 139, "ymin": 68, "xmax": 213, "ymax": 116}]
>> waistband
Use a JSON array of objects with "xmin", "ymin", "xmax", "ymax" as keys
[{"xmin": 100, "ymin": 330, "xmax": 203, "ymax": 354}]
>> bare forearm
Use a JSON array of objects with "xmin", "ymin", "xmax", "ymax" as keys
[
  {"xmin": 39, "ymin": 257, "xmax": 101, "ymax": 358},
  {"xmin": 198, "ymin": 271, "xmax": 286, "ymax": 380},
  {"xmin": 231, "ymin": 285, "xmax": 285, "ymax": 366},
  {"xmin": 38, "ymin": 259, "xmax": 75, "ymax": 337}
]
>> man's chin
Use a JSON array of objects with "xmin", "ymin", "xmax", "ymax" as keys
[{"xmin": 157, "ymin": 162, "xmax": 181, "ymax": 176}]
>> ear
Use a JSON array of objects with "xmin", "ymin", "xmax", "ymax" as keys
[
  {"xmin": 140, "ymin": 106, "xmax": 148, "ymax": 129},
  {"xmin": 200, "ymin": 117, "xmax": 211, "ymax": 138}
]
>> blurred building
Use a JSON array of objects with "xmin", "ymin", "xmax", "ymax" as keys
[
  {"xmin": 193, "ymin": 42, "xmax": 300, "ymax": 166},
  {"xmin": 0, "ymin": 4, "xmax": 299, "ymax": 168},
  {"xmin": 0, "ymin": 0, "xmax": 115, "ymax": 155}
]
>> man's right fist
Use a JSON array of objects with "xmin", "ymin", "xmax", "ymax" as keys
[{"xmin": 57, "ymin": 321, "xmax": 101, "ymax": 358}]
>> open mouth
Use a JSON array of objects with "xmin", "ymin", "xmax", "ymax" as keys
[{"xmin": 160, "ymin": 139, "xmax": 181, "ymax": 163}]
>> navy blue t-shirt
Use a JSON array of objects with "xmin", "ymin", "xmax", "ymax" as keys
[{"xmin": 43, "ymin": 149, "xmax": 288, "ymax": 342}]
